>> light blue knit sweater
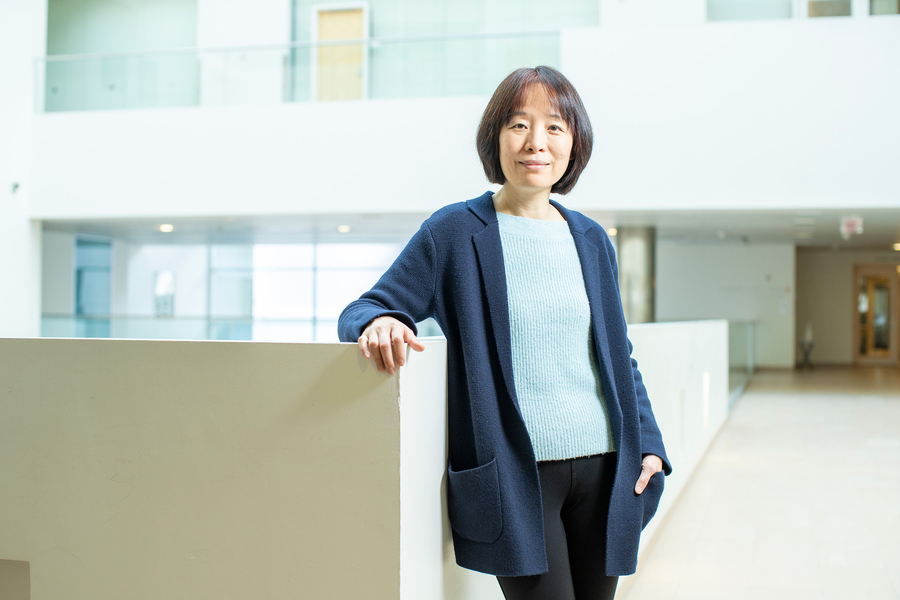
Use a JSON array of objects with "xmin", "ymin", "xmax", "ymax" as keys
[{"xmin": 497, "ymin": 211, "xmax": 616, "ymax": 462}]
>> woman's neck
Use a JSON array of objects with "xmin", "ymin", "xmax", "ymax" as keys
[{"xmin": 492, "ymin": 187, "xmax": 564, "ymax": 221}]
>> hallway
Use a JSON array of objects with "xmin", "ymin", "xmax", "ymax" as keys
[{"xmin": 623, "ymin": 368, "xmax": 900, "ymax": 600}]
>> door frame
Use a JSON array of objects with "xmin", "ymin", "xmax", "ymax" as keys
[
  {"xmin": 852, "ymin": 263, "xmax": 900, "ymax": 366},
  {"xmin": 310, "ymin": 3, "xmax": 370, "ymax": 101}
]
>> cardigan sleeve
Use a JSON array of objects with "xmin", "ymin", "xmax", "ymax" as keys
[
  {"xmin": 605, "ymin": 233, "xmax": 673, "ymax": 476},
  {"xmin": 627, "ymin": 340, "xmax": 673, "ymax": 476},
  {"xmin": 337, "ymin": 222, "xmax": 438, "ymax": 343}
]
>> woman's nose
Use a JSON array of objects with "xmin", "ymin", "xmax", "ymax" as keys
[{"xmin": 525, "ymin": 128, "xmax": 547, "ymax": 152}]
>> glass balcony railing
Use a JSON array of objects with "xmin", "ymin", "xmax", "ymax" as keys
[
  {"xmin": 41, "ymin": 314, "xmax": 444, "ymax": 343},
  {"xmin": 35, "ymin": 31, "xmax": 560, "ymax": 113},
  {"xmin": 728, "ymin": 319, "xmax": 756, "ymax": 405}
]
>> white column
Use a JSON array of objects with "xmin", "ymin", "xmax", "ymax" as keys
[
  {"xmin": 0, "ymin": 0, "xmax": 47, "ymax": 337},
  {"xmin": 794, "ymin": 0, "xmax": 810, "ymax": 18},
  {"xmin": 618, "ymin": 226, "xmax": 657, "ymax": 324},
  {"xmin": 852, "ymin": 0, "xmax": 871, "ymax": 16}
]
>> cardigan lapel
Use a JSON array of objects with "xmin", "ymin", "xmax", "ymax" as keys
[
  {"xmin": 469, "ymin": 193, "xmax": 520, "ymax": 415},
  {"xmin": 472, "ymin": 221, "xmax": 520, "ymax": 416},
  {"xmin": 551, "ymin": 201, "xmax": 621, "ymax": 410}
]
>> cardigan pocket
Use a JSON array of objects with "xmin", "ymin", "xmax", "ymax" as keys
[
  {"xmin": 640, "ymin": 471, "xmax": 665, "ymax": 530},
  {"xmin": 447, "ymin": 458, "xmax": 503, "ymax": 544}
]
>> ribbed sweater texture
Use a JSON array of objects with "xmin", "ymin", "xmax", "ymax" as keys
[{"xmin": 497, "ymin": 212, "xmax": 616, "ymax": 462}]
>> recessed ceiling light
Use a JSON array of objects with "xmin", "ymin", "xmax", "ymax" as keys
[
  {"xmin": 159, "ymin": 224, "xmax": 174, "ymax": 233},
  {"xmin": 337, "ymin": 225, "xmax": 351, "ymax": 233},
  {"xmin": 894, "ymin": 243, "xmax": 900, "ymax": 251},
  {"xmin": 606, "ymin": 228, "xmax": 617, "ymax": 236}
]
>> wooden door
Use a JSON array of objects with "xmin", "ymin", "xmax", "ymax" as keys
[
  {"xmin": 853, "ymin": 265, "xmax": 900, "ymax": 365},
  {"xmin": 316, "ymin": 8, "xmax": 365, "ymax": 101}
]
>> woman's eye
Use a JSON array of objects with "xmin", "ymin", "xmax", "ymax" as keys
[
  {"xmin": 511, "ymin": 123, "xmax": 526, "ymax": 129},
  {"xmin": 549, "ymin": 124, "xmax": 565, "ymax": 132}
]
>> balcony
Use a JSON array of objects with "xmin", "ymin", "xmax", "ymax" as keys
[{"xmin": 35, "ymin": 31, "xmax": 560, "ymax": 113}]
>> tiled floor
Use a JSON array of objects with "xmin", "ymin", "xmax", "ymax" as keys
[{"xmin": 622, "ymin": 367, "xmax": 900, "ymax": 600}]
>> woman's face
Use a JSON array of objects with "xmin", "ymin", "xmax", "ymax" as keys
[{"xmin": 498, "ymin": 85, "xmax": 573, "ymax": 196}]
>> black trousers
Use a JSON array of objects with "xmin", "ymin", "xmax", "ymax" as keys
[{"xmin": 497, "ymin": 453, "xmax": 618, "ymax": 600}]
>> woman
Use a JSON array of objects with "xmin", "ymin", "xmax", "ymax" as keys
[{"xmin": 338, "ymin": 66, "xmax": 671, "ymax": 600}]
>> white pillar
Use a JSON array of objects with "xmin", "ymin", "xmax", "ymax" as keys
[
  {"xmin": 617, "ymin": 226, "xmax": 656, "ymax": 324},
  {"xmin": 794, "ymin": 0, "xmax": 810, "ymax": 18},
  {"xmin": 852, "ymin": 0, "xmax": 871, "ymax": 16},
  {"xmin": 0, "ymin": 0, "xmax": 47, "ymax": 337}
]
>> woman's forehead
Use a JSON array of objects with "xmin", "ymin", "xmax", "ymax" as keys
[{"xmin": 510, "ymin": 83, "xmax": 566, "ymax": 119}]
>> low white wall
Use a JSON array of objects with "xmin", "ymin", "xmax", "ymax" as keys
[
  {"xmin": 0, "ymin": 338, "xmax": 438, "ymax": 599},
  {"xmin": 626, "ymin": 321, "xmax": 730, "ymax": 550},
  {"xmin": 28, "ymin": 96, "xmax": 489, "ymax": 220},
  {"xmin": 0, "ymin": 321, "xmax": 728, "ymax": 599}
]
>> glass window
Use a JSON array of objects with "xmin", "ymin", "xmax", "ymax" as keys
[
  {"xmin": 254, "ymin": 244, "xmax": 314, "ymax": 268},
  {"xmin": 871, "ymin": 0, "xmax": 900, "ymax": 14},
  {"xmin": 254, "ymin": 321, "xmax": 314, "ymax": 343},
  {"xmin": 252, "ymin": 270, "xmax": 315, "ymax": 319},
  {"xmin": 314, "ymin": 320, "xmax": 341, "ymax": 343},
  {"xmin": 211, "ymin": 272, "xmax": 252, "ymax": 317},
  {"xmin": 707, "ymin": 0, "xmax": 793, "ymax": 21},
  {"xmin": 315, "ymin": 269, "xmax": 384, "ymax": 320},
  {"xmin": 212, "ymin": 245, "xmax": 253, "ymax": 269},
  {"xmin": 316, "ymin": 243, "xmax": 402, "ymax": 269},
  {"xmin": 75, "ymin": 238, "xmax": 111, "ymax": 315}
]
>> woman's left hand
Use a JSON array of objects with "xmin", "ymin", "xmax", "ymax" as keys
[{"xmin": 634, "ymin": 454, "xmax": 664, "ymax": 495}]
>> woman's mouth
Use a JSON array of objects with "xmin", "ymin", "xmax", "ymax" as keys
[{"xmin": 521, "ymin": 160, "xmax": 550, "ymax": 169}]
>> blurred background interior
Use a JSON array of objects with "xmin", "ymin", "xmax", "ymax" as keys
[{"xmin": 1, "ymin": 0, "xmax": 899, "ymax": 383}]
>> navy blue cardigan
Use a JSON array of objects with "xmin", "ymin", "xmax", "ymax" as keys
[{"xmin": 338, "ymin": 192, "xmax": 671, "ymax": 577}]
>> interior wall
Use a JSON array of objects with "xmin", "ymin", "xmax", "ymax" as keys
[
  {"xmin": 47, "ymin": 0, "xmax": 197, "ymax": 54},
  {"xmin": 796, "ymin": 247, "xmax": 900, "ymax": 364},
  {"xmin": 599, "ymin": 0, "xmax": 706, "ymax": 27},
  {"xmin": 0, "ymin": 0, "xmax": 45, "ymax": 338},
  {"xmin": 656, "ymin": 241, "xmax": 796, "ymax": 368},
  {"xmin": 561, "ymin": 18, "xmax": 900, "ymax": 213},
  {"xmin": 30, "ymin": 18, "xmax": 900, "ymax": 217},
  {"xmin": 41, "ymin": 231, "xmax": 75, "ymax": 315}
]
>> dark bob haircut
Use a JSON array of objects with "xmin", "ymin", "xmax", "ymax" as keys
[{"xmin": 476, "ymin": 66, "xmax": 593, "ymax": 195}]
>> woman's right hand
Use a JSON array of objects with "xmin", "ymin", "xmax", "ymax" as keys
[{"xmin": 358, "ymin": 316, "xmax": 425, "ymax": 375}]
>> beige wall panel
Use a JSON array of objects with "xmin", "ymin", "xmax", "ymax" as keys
[
  {"xmin": 0, "ymin": 338, "xmax": 402, "ymax": 599},
  {"xmin": 796, "ymin": 248, "xmax": 900, "ymax": 365}
]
